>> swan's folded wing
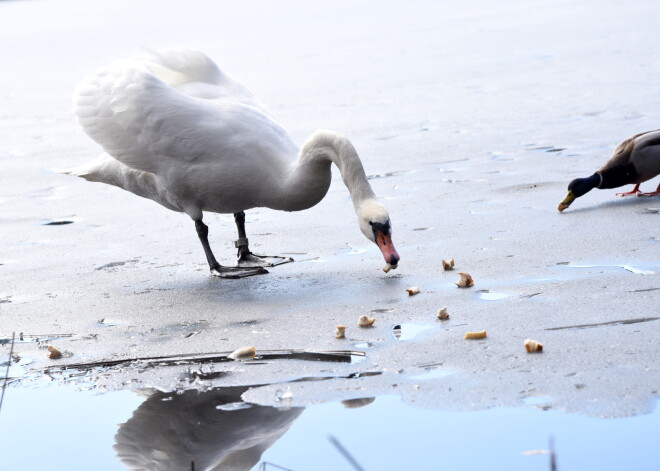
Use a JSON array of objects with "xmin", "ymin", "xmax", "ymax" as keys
[
  {"xmin": 74, "ymin": 59, "xmax": 291, "ymax": 175},
  {"xmin": 75, "ymin": 62, "xmax": 216, "ymax": 173}
]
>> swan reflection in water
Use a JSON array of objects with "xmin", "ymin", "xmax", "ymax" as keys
[{"xmin": 114, "ymin": 386, "xmax": 303, "ymax": 470}]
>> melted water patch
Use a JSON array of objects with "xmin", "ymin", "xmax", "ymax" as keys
[
  {"xmin": 477, "ymin": 290, "xmax": 511, "ymax": 301},
  {"xmin": 392, "ymin": 323, "xmax": 434, "ymax": 341},
  {"xmin": 566, "ymin": 263, "xmax": 656, "ymax": 275},
  {"xmin": 409, "ymin": 368, "xmax": 453, "ymax": 380},
  {"xmin": 1, "ymin": 386, "xmax": 659, "ymax": 471},
  {"xmin": 620, "ymin": 265, "xmax": 655, "ymax": 275},
  {"xmin": 1, "ymin": 356, "xmax": 34, "ymax": 380},
  {"xmin": 353, "ymin": 342, "xmax": 375, "ymax": 349}
]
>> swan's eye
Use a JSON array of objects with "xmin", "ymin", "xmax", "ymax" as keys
[
  {"xmin": 370, "ymin": 221, "xmax": 391, "ymax": 239},
  {"xmin": 368, "ymin": 221, "xmax": 373, "ymax": 226}
]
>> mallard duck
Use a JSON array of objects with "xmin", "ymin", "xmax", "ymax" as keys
[
  {"xmin": 558, "ymin": 129, "xmax": 660, "ymax": 211},
  {"xmin": 67, "ymin": 48, "xmax": 400, "ymax": 277}
]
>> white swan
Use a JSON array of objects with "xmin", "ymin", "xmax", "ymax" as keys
[{"xmin": 67, "ymin": 48, "xmax": 400, "ymax": 277}]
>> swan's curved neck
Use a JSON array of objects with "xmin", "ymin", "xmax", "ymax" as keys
[{"xmin": 281, "ymin": 130, "xmax": 375, "ymax": 212}]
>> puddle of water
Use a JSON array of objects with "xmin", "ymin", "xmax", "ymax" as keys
[
  {"xmin": 0, "ymin": 385, "xmax": 144, "ymax": 470},
  {"xmin": 1, "ymin": 356, "xmax": 34, "ymax": 379},
  {"xmin": 392, "ymin": 323, "xmax": 434, "ymax": 341},
  {"xmin": 565, "ymin": 263, "xmax": 656, "ymax": 275},
  {"xmin": 353, "ymin": 342, "xmax": 375, "ymax": 349},
  {"xmin": 620, "ymin": 265, "xmax": 655, "ymax": 275},
  {"xmin": 2, "ymin": 386, "xmax": 657, "ymax": 470},
  {"xmin": 261, "ymin": 396, "xmax": 660, "ymax": 470},
  {"xmin": 477, "ymin": 290, "xmax": 511, "ymax": 301},
  {"xmin": 409, "ymin": 368, "xmax": 453, "ymax": 380}
]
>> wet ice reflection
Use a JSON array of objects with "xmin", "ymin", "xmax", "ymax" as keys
[
  {"xmin": 114, "ymin": 386, "xmax": 303, "ymax": 470},
  {"xmin": 1, "ymin": 386, "xmax": 659, "ymax": 470},
  {"xmin": 392, "ymin": 323, "xmax": 434, "ymax": 341}
]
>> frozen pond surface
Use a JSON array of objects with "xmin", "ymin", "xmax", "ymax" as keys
[
  {"xmin": 1, "ymin": 0, "xmax": 660, "ymax": 469},
  {"xmin": 1, "ymin": 385, "xmax": 659, "ymax": 470}
]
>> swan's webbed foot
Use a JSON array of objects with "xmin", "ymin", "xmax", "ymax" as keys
[
  {"xmin": 236, "ymin": 249, "xmax": 293, "ymax": 268},
  {"xmin": 210, "ymin": 264, "xmax": 268, "ymax": 278},
  {"xmin": 195, "ymin": 219, "xmax": 268, "ymax": 279}
]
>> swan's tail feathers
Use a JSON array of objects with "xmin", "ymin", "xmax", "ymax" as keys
[{"xmin": 60, "ymin": 158, "xmax": 108, "ymax": 183}]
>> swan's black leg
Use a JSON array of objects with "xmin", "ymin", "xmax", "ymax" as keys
[
  {"xmin": 233, "ymin": 211, "xmax": 253, "ymax": 262},
  {"xmin": 233, "ymin": 211, "xmax": 293, "ymax": 267},
  {"xmin": 195, "ymin": 219, "xmax": 268, "ymax": 278}
]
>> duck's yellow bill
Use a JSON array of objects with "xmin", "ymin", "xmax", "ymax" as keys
[{"xmin": 557, "ymin": 190, "xmax": 576, "ymax": 212}]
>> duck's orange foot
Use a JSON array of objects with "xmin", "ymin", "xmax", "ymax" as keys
[
  {"xmin": 636, "ymin": 182, "xmax": 660, "ymax": 197},
  {"xmin": 616, "ymin": 184, "xmax": 641, "ymax": 197}
]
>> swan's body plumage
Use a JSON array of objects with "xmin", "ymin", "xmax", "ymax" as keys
[
  {"xmin": 69, "ymin": 49, "xmax": 399, "ymax": 274},
  {"xmin": 73, "ymin": 49, "xmax": 309, "ymax": 218}
]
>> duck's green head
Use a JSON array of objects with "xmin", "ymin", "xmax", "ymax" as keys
[{"xmin": 557, "ymin": 173, "xmax": 601, "ymax": 212}]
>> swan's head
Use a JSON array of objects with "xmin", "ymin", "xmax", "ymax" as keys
[{"xmin": 357, "ymin": 200, "xmax": 400, "ymax": 265}]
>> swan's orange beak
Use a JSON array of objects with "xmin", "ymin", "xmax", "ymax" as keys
[{"xmin": 376, "ymin": 231, "xmax": 400, "ymax": 265}]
